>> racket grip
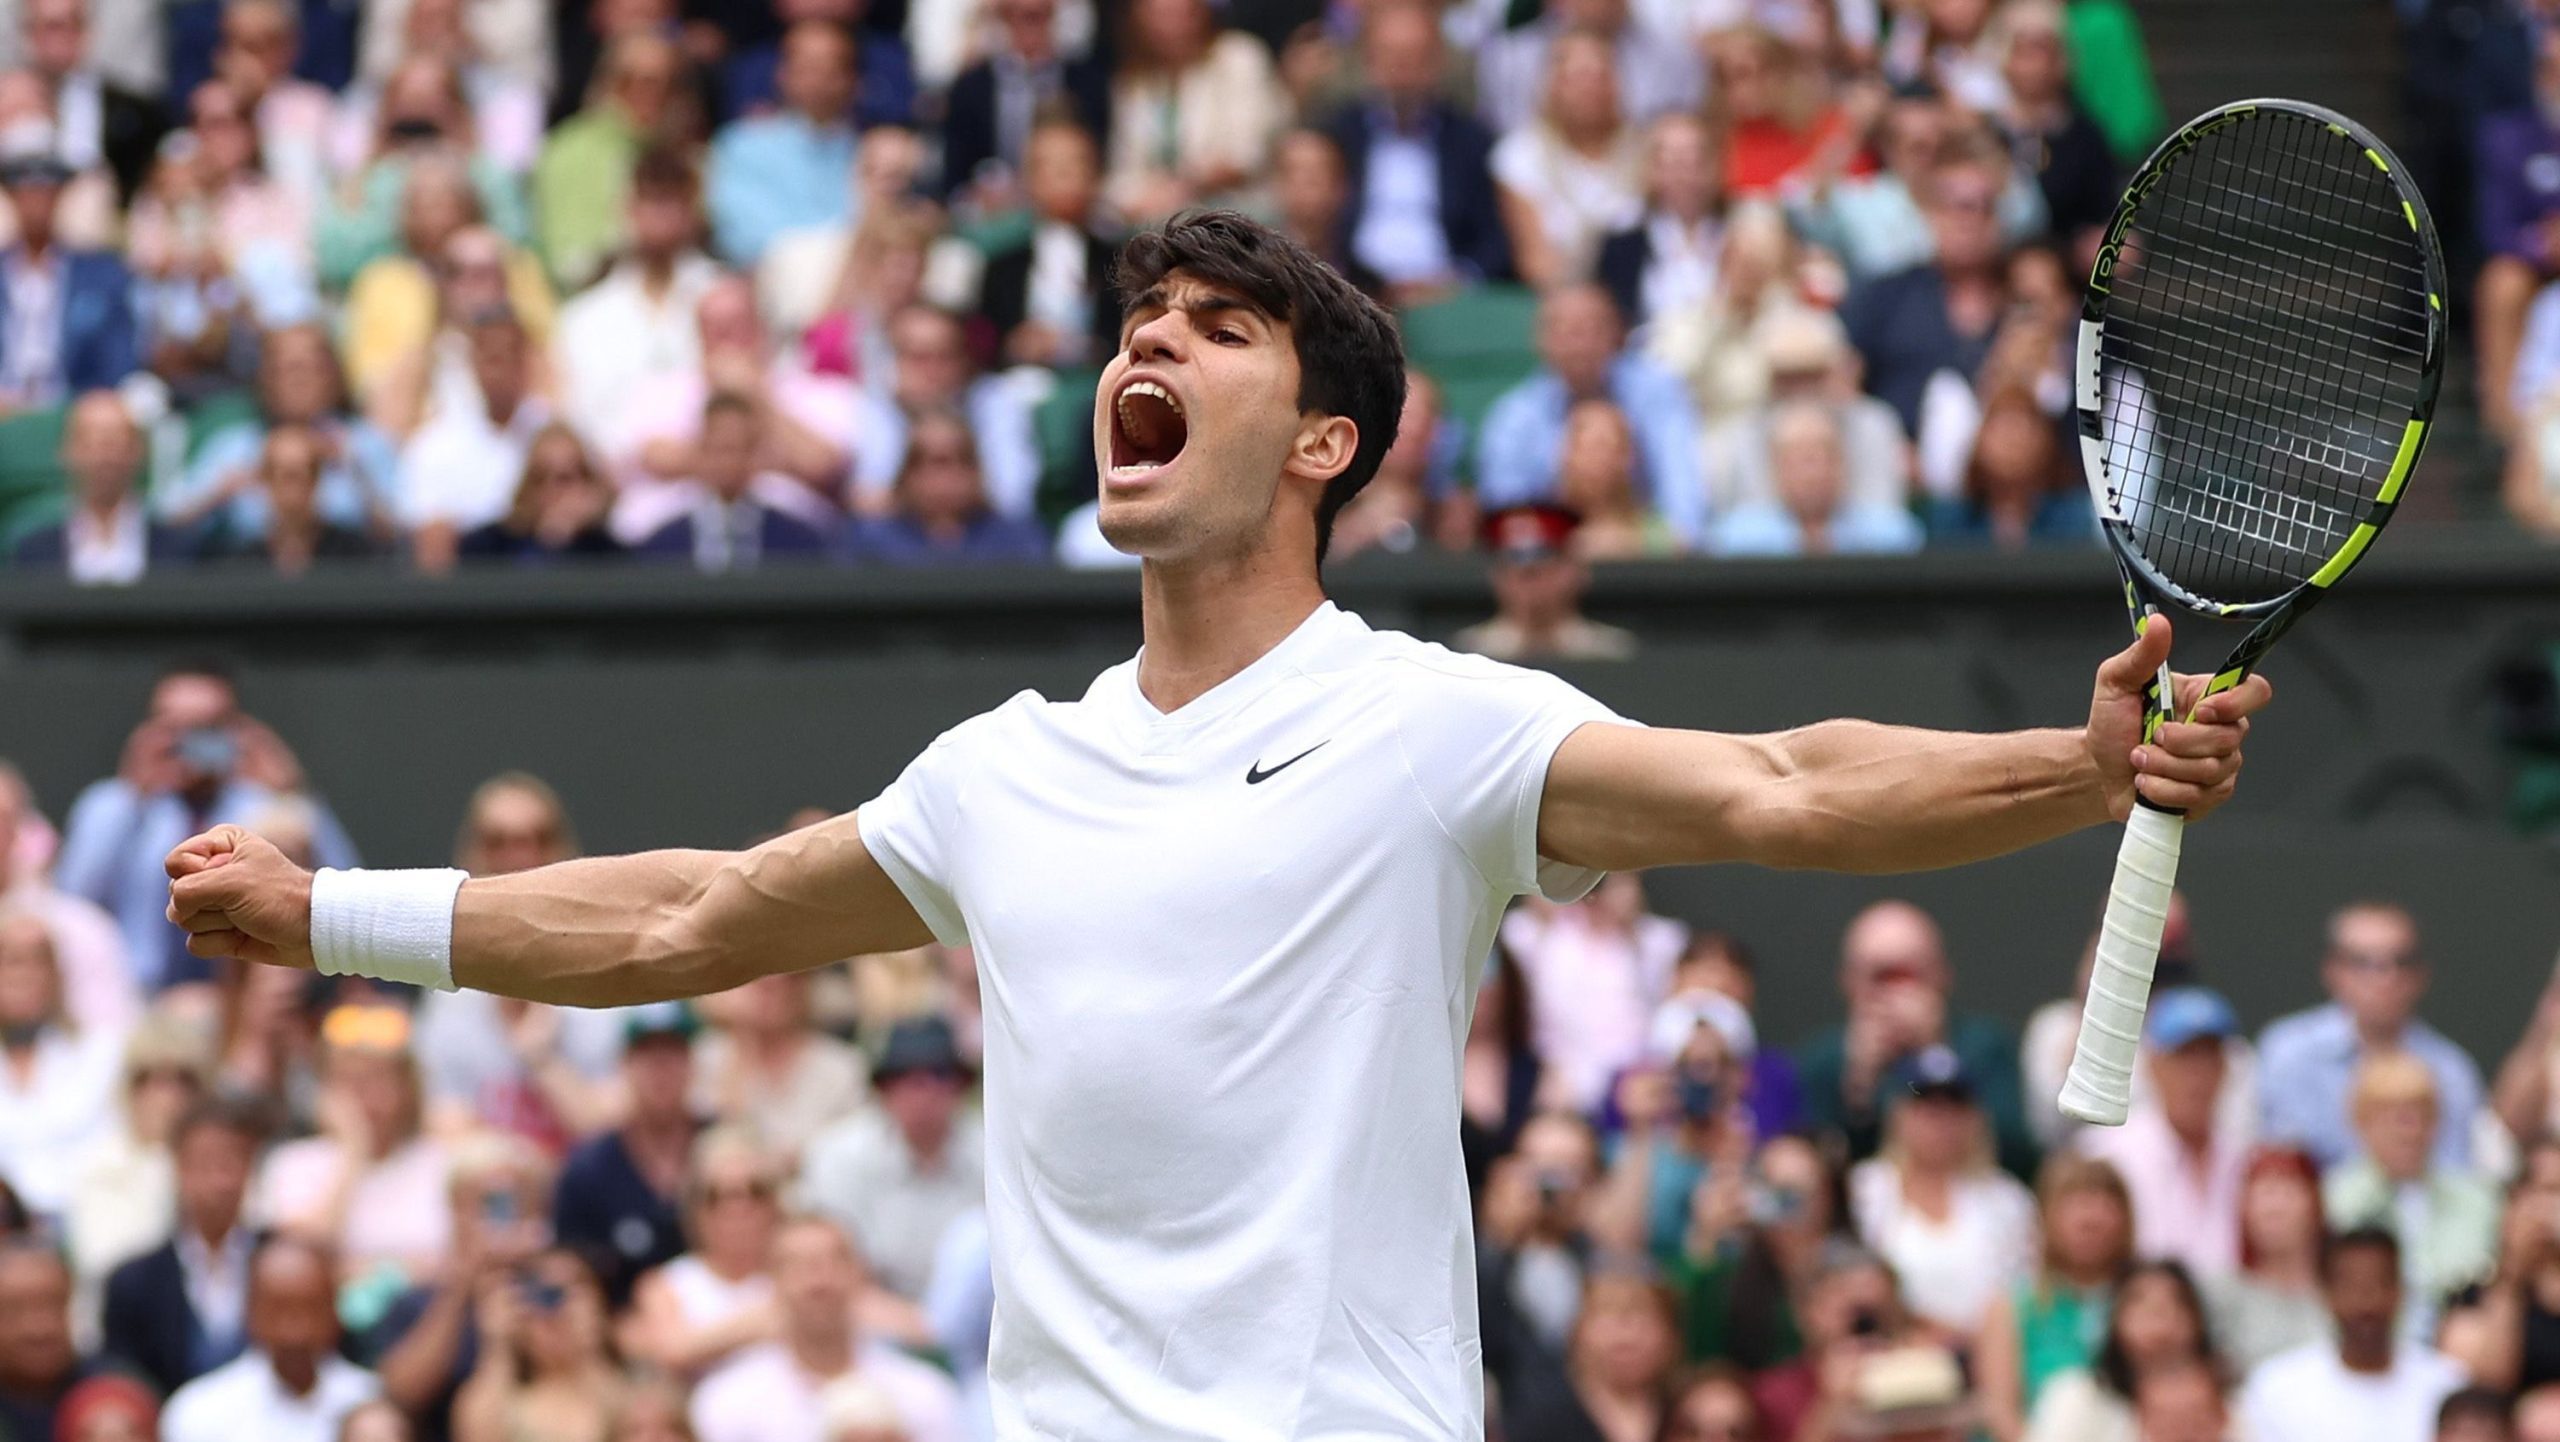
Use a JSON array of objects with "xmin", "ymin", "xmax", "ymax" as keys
[{"xmin": 2057, "ymin": 805, "xmax": 2187, "ymax": 1126}]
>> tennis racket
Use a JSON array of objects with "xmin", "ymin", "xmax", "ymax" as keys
[{"xmin": 2055, "ymin": 99, "xmax": 2446, "ymax": 1127}]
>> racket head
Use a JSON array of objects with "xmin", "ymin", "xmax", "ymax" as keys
[{"xmin": 2074, "ymin": 99, "xmax": 2448, "ymax": 624}]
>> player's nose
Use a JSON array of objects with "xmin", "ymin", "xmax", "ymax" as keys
[{"xmin": 1123, "ymin": 310, "xmax": 1190, "ymax": 367}]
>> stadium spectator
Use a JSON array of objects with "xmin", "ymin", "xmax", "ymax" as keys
[
  {"xmin": 801, "ymin": 1016, "xmax": 983, "ymax": 1301},
  {"xmin": 53, "ymin": 660, "xmax": 358, "ymax": 991},
  {"xmin": 0, "ymin": 128, "xmax": 134, "ymax": 405},
  {"xmin": 2440, "ymin": 1139, "xmax": 2560, "ymax": 1393},
  {"xmin": 1476, "ymin": 0, "xmax": 1700, "ymax": 137},
  {"xmin": 1793, "ymin": 84, "xmax": 2045, "ymax": 283},
  {"xmin": 1264, "ymin": 126, "xmax": 1385, "ymax": 301},
  {"xmin": 622, "ymin": 1127, "xmax": 782, "ymax": 1378},
  {"xmin": 2323, "ymin": 1052, "xmax": 2500, "ymax": 1330},
  {"xmin": 1840, "ymin": 140, "xmax": 2012, "ymax": 439},
  {"xmin": 1667, "ymin": 933, "xmax": 1804, "ymax": 1140},
  {"xmin": 51, "ymin": 1374, "xmax": 160, "ymax": 1442},
  {"xmin": 1796, "ymin": 899, "xmax": 2036, "ymax": 1176},
  {"xmin": 552, "ymin": 146, "xmax": 718, "ymax": 440},
  {"xmin": 394, "ymin": 308, "xmax": 552, "ymax": 566},
  {"xmin": 0, "ymin": 68, "xmax": 121, "ymax": 246},
  {"xmin": 450, "ymin": 1247, "xmax": 624, "ymax": 1442},
  {"xmin": 2020, "ymin": 1259, "xmax": 2215, "ymax": 1442},
  {"xmin": 209, "ymin": 0, "xmax": 339, "ymax": 208},
  {"xmin": 1325, "ymin": 368, "xmax": 1458, "ymax": 559},
  {"xmin": 360, "ymin": 1131, "xmax": 553, "ymax": 1442},
  {"xmin": 1477, "ymin": 284, "xmax": 1705, "ymax": 546},
  {"xmin": 128, "ymin": 78, "xmax": 317, "ymax": 391},
  {"xmin": 693, "ymin": 968, "xmax": 867, "ymax": 1158},
  {"xmin": 2205, "ymin": 1149, "xmax": 2333, "ymax": 1376},
  {"xmin": 605, "ymin": 276, "xmax": 868, "ymax": 543},
  {"xmin": 100, "ymin": 1092, "xmax": 264, "ymax": 1396},
  {"xmin": 2258, "ymin": 902, "xmax": 2486, "ymax": 1172},
  {"xmin": 0, "ymin": 909, "xmax": 119, "ymax": 1221},
  {"xmin": 636, "ymin": 391, "xmax": 836, "ymax": 570},
  {"xmin": 2238, "ymin": 1229, "xmax": 2465, "ymax": 1442},
  {"xmin": 971, "ymin": 117, "xmax": 1119, "ymax": 369},
  {"xmin": 1705, "ymin": 26, "xmax": 1864, "ymax": 199},
  {"xmin": 331, "ymin": 0, "xmax": 544, "ymax": 178},
  {"xmin": 62, "ymin": 1014, "xmax": 211, "ymax": 1301},
  {"xmin": 1604, "ymin": 987, "xmax": 1759, "ymax": 1264},
  {"xmin": 1847, "ymin": 1044, "xmax": 2038, "ymax": 1333},
  {"xmin": 317, "ymin": 61, "xmax": 534, "ymax": 292},
  {"xmin": 1748, "ymin": 1240, "xmax": 1911, "ymax": 1439},
  {"xmin": 1498, "ymin": 871, "xmax": 1683, "ymax": 1116},
  {"xmin": 1992, "ymin": 1, "xmax": 2115, "ymax": 270},
  {"xmin": 1102, "ymin": 0, "xmax": 1284, "ymax": 220},
  {"xmin": 2438, "ymin": 1388, "xmax": 2518, "ymax": 1442},
  {"xmin": 2477, "ymin": 29, "xmax": 2560, "ymax": 437},
  {"xmin": 8, "ymin": 388, "xmax": 189, "ymax": 581},
  {"xmin": 1553, "ymin": 397, "xmax": 1678, "ymax": 559},
  {"xmin": 1498, "ymin": 1271, "xmax": 1681, "ymax": 1442},
  {"xmin": 163, "ymin": 320, "xmax": 395, "ymax": 541},
  {"xmin": 1454, "ymin": 503, "xmax": 1638, "ymax": 662},
  {"xmin": 1662, "ymin": 1128, "xmax": 1833, "ymax": 1369},
  {"xmin": 19, "ymin": 0, "xmax": 164, "ymax": 204},
  {"xmin": 868, "ymin": 303, "xmax": 1039, "ymax": 518},
  {"xmin": 339, "ymin": 173, "xmax": 551, "ymax": 437},
  {"xmin": 355, "ymin": 0, "xmax": 550, "ymax": 99},
  {"xmin": 254, "ymin": 1004, "xmax": 454, "ymax": 1290},
  {"xmin": 936, "ymin": 0, "xmax": 1111, "ymax": 205},
  {"xmin": 553, "ymin": 1002, "xmax": 700, "ymax": 1307},
  {"xmin": 689, "ymin": 1214, "xmax": 961, "ymax": 1442},
  {"xmin": 534, "ymin": 32, "xmax": 691, "ymax": 291},
  {"xmin": 1326, "ymin": 0, "xmax": 1509, "ymax": 296},
  {"xmin": 1925, "ymin": 386, "xmax": 2091, "ymax": 549},
  {"xmin": 215, "ymin": 422, "xmax": 383, "ymax": 573},
  {"xmin": 0, "ymin": 766, "xmax": 133, "ymax": 1034},
  {"xmin": 713, "ymin": 0, "xmax": 915, "ymax": 133},
  {"xmin": 760, "ymin": 131, "xmax": 934, "ymax": 378},
  {"xmin": 455, "ymin": 424, "xmax": 625, "ymax": 566},
  {"xmin": 2493, "ymin": 955, "xmax": 2560, "ymax": 1144},
  {"xmin": 1476, "ymin": 1110, "xmax": 1604, "ymax": 1386},
  {"xmin": 707, "ymin": 20, "xmax": 860, "ymax": 267},
  {"xmin": 842, "ymin": 408, "xmax": 1048, "ymax": 565},
  {"xmin": 1490, "ymin": 31, "xmax": 1641, "ymax": 290},
  {"xmin": 2075, "ymin": 988, "xmax": 2250, "ymax": 1283},
  {"xmin": 1595, "ymin": 113, "xmax": 1725, "ymax": 331},
  {"xmin": 1974, "ymin": 1155, "xmax": 2136, "ymax": 1441},
  {"xmin": 1706, "ymin": 397, "xmax": 1924, "ymax": 558},
  {"xmin": 0, "ymin": 1241, "xmax": 98, "ymax": 1442},
  {"xmin": 1650, "ymin": 204, "xmax": 1844, "ymax": 444},
  {"xmin": 163, "ymin": 1236, "xmax": 379, "ymax": 1442}
]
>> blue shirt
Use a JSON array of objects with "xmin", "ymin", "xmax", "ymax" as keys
[
  {"xmin": 2256, "ymin": 1003, "xmax": 2487, "ymax": 1172},
  {"xmin": 53, "ymin": 778, "xmax": 358, "ymax": 990},
  {"xmin": 1707, "ymin": 500, "xmax": 1924, "ymax": 557},
  {"xmin": 1839, "ymin": 265, "xmax": 1999, "ymax": 436},
  {"xmin": 1475, "ymin": 357, "xmax": 1709, "ymax": 546},
  {"xmin": 159, "ymin": 418, "xmax": 400, "ymax": 540},
  {"xmin": 845, "ymin": 513, "xmax": 1051, "ymax": 566},
  {"xmin": 707, "ymin": 115, "xmax": 859, "ymax": 266}
]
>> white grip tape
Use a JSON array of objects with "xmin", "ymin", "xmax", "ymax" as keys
[
  {"xmin": 310, "ymin": 867, "xmax": 468, "ymax": 992},
  {"xmin": 2057, "ymin": 806, "xmax": 2186, "ymax": 1126}
]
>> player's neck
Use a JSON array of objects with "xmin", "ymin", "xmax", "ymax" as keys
[{"xmin": 1135, "ymin": 551, "xmax": 1327, "ymax": 714}]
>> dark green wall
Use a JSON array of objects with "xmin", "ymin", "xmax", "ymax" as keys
[{"xmin": 6, "ymin": 536, "xmax": 2558, "ymax": 1061}]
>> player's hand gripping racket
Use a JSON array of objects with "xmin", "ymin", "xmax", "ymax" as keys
[{"xmin": 2055, "ymin": 99, "xmax": 2446, "ymax": 1126}]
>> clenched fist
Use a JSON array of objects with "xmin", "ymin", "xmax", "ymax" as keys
[{"xmin": 164, "ymin": 824, "xmax": 317, "ymax": 969}]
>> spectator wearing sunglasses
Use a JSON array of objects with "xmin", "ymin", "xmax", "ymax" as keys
[{"xmin": 622, "ymin": 1128, "xmax": 785, "ymax": 1380}]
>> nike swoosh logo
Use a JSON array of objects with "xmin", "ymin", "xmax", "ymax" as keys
[{"xmin": 1246, "ymin": 741, "xmax": 1328, "ymax": 785}]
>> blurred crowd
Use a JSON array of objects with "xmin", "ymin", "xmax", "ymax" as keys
[
  {"xmin": 0, "ymin": 0, "xmax": 2181, "ymax": 589},
  {"xmin": 11, "ymin": 666, "xmax": 2560, "ymax": 1442}
]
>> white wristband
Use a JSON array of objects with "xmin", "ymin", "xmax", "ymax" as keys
[{"xmin": 309, "ymin": 868, "xmax": 468, "ymax": 992}]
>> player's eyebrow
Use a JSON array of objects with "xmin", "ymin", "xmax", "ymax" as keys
[{"xmin": 1119, "ymin": 286, "xmax": 1271, "ymax": 342}]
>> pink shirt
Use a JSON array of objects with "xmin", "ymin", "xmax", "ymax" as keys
[
  {"xmin": 4, "ymin": 883, "xmax": 140, "ymax": 1033},
  {"xmin": 254, "ymin": 1134, "xmax": 454, "ymax": 1284},
  {"xmin": 2076, "ymin": 1106, "xmax": 2247, "ymax": 1280},
  {"xmin": 600, "ymin": 366, "xmax": 864, "ymax": 543},
  {"xmin": 1499, "ymin": 903, "xmax": 1686, "ymax": 1112}
]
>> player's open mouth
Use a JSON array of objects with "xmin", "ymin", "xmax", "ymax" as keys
[{"xmin": 1108, "ymin": 378, "xmax": 1188, "ymax": 481}]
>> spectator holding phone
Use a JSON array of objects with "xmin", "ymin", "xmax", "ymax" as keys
[
  {"xmin": 1478, "ymin": 1111, "xmax": 1607, "ymax": 1389},
  {"xmin": 452, "ymin": 1248, "xmax": 622, "ymax": 1442},
  {"xmin": 361, "ymin": 1131, "xmax": 553, "ymax": 1442},
  {"xmin": 1597, "ymin": 988, "xmax": 1759, "ymax": 1265},
  {"xmin": 52, "ymin": 660, "xmax": 358, "ymax": 993},
  {"xmin": 1667, "ymin": 1131, "xmax": 1839, "ymax": 1370}
]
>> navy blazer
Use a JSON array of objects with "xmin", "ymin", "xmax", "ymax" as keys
[
  {"xmin": 939, "ymin": 53, "xmax": 1114, "ymax": 197},
  {"xmin": 1326, "ymin": 103, "xmax": 1514, "ymax": 284},
  {"xmin": 102, "ymin": 1238, "xmax": 250, "ymax": 1396},
  {"xmin": 0, "ymin": 248, "xmax": 140, "ymax": 397},
  {"xmin": 1594, "ymin": 224, "xmax": 1652, "ymax": 328},
  {"xmin": 636, "ymin": 505, "xmax": 831, "ymax": 566},
  {"xmin": 976, "ymin": 227, "xmax": 1124, "ymax": 358},
  {"xmin": 9, "ymin": 516, "xmax": 194, "ymax": 570}
]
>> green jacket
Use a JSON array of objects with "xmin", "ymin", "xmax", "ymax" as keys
[
  {"xmin": 1794, "ymin": 1012, "xmax": 2041, "ymax": 1180},
  {"xmin": 2067, "ymin": 0, "xmax": 2167, "ymax": 164},
  {"xmin": 2323, "ymin": 1161, "xmax": 2500, "ymax": 1306},
  {"xmin": 535, "ymin": 108, "xmax": 643, "ymax": 291}
]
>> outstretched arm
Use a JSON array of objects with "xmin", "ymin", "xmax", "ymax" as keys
[
  {"xmin": 1538, "ymin": 617, "xmax": 2273, "ymax": 875},
  {"xmin": 164, "ymin": 810, "xmax": 935, "ymax": 1006}
]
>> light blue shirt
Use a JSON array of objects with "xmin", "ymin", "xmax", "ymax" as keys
[
  {"xmin": 2255, "ymin": 1003, "xmax": 2486, "ymax": 1172},
  {"xmin": 1475, "ymin": 357, "xmax": 1708, "ymax": 546},
  {"xmin": 707, "ymin": 115, "xmax": 859, "ymax": 266},
  {"xmin": 1789, "ymin": 172, "xmax": 2049, "ymax": 281},
  {"xmin": 1706, "ymin": 500, "xmax": 1924, "ymax": 557},
  {"xmin": 53, "ymin": 778, "xmax": 359, "ymax": 991},
  {"xmin": 923, "ymin": 1207, "xmax": 996, "ymax": 1442},
  {"xmin": 1351, "ymin": 111, "xmax": 1451, "ymax": 285},
  {"xmin": 158, "ymin": 419, "xmax": 400, "ymax": 540}
]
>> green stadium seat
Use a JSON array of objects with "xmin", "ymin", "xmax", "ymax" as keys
[
  {"xmin": 1395, "ymin": 286, "xmax": 1541, "ymax": 473},
  {"xmin": 1032, "ymin": 366, "xmax": 1103, "ymax": 532},
  {"xmin": 182, "ymin": 388, "xmax": 264, "ymax": 467},
  {"xmin": 0, "ymin": 403, "xmax": 71, "ymax": 559}
]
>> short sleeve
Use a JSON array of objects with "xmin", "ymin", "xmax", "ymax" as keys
[
  {"xmin": 857, "ymin": 722, "xmax": 983, "ymax": 949},
  {"xmin": 1392, "ymin": 655, "xmax": 1630, "ymax": 902}
]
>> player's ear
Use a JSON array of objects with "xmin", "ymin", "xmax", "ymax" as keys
[{"xmin": 1283, "ymin": 413, "xmax": 1357, "ymax": 485}]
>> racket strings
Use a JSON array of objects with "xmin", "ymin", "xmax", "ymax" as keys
[{"xmin": 2095, "ymin": 109, "xmax": 2432, "ymax": 606}]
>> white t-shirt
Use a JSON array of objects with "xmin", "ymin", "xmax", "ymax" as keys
[
  {"xmin": 858, "ymin": 601, "xmax": 1626, "ymax": 1440},
  {"xmin": 2237, "ymin": 1342, "xmax": 2464, "ymax": 1442},
  {"xmin": 162, "ymin": 1351, "xmax": 378, "ymax": 1442},
  {"xmin": 1847, "ymin": 1158, "xmax": 2039, "ymax": 1332}
]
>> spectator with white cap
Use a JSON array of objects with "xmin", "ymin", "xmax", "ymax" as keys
[
  {"xmin": 2075, "ymin": 988, "xmax": 2253, "ymax": 1282},
  {"xmin": 1594, "ymin": 985, "xmax": 1758, "ymax": 1263}
]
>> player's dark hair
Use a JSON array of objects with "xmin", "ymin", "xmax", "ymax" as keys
[
  {"xmin": 1113, "ymin": 210, "xmax": 1407, "ymax": 565},
  {"xmin": 2320, "ymin": 1223, "xmax": 2400, "ymax": 1280}
]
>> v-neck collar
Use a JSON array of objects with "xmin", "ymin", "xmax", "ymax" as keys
[{"xmin": 1118, "ymin": 600, "xmax": 1346, "ymax": 736}]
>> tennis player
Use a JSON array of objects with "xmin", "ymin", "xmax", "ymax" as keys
[{"xmin": 164, "ymin": 212, "xmax": 2268, "ymax": 1441}]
